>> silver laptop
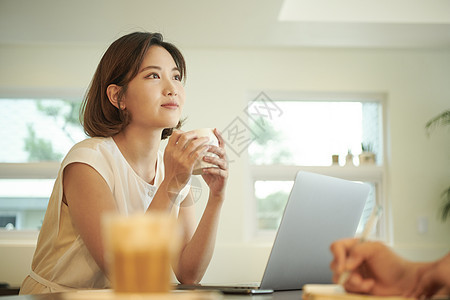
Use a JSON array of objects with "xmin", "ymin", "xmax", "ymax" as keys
[{"xmin": 177, "ymin": 171, "xmax": 369, "ymax": 294}]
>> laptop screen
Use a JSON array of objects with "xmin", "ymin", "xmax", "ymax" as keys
[{"xmin": 260, "ymin": 171, "xmax": 369, "ymax": 291}]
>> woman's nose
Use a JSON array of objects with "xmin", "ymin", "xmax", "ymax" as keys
[{"xmin": 163, "ymin": 79, "xmax": 177, "ymax": 96}]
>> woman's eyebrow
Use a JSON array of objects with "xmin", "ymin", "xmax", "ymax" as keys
[
  {"xmin": 140, "ymin": 65, "xmax": 160, "ymax": 73},
  {"xmin": 140, "ymin": 66, "xmax": 180, "ymax": 73}
]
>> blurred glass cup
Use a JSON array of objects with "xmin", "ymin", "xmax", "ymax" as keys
[
  {"xmin": 102, "ymin": 213, "xmax": 179, "ymax": 293},
  {"xmin": 192, "ymin": 128, "xmax": 219, "ymax": 175}
]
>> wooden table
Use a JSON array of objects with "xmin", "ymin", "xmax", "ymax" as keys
[{"xmin": 0, "ymin": 290, "xmax": 303, "ymax": 300}]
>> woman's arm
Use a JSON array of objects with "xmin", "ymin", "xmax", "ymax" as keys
[
  {"xmin": 63, "ymin": 162, "xmax": 118, "ymax": 272},
  {"xmin": 172, "ymin": 129, "xmax": 228, "ymax": 284},
  {"xmin": 173, "ymin": 191, "xmax": 224, "ymax": 284}
]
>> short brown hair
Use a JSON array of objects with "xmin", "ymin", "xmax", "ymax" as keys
[{"xmin": 81, "ymin": 32, "xmax": 185, "ymax": 139}]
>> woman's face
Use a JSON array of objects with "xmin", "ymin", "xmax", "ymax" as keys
[{"xmin": 122, "ymin": 45, "xmax": 185, "ymax": 131}]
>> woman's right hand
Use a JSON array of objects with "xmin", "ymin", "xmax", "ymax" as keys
[{"xmin": 162, "ymin": 129, "xmax": 209, "ymax": 193}]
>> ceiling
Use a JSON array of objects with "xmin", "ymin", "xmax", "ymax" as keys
[{"xmin": 1, "ymin": 0, "xmax": 450, "ymax": 49}]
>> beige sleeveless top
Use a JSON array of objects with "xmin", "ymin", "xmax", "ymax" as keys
[{"xmin": 20, "ymin": 137, "xmax": 190, "ymax": 294}]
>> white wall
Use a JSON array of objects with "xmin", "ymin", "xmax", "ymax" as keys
[{"xmin": 1, "ymin": 44, "xmax": 449, "ymax": 286}]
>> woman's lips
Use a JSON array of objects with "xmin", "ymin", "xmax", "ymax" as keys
[{"xmin": 161, "ymin": 103, "xmax": 179, "ymax": 109}]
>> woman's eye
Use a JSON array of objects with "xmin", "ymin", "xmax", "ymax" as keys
[
  {"xmin": 174, "ymin": 74, "xmax": 182, "ymax": 81},
  {"xmin": 146, "ymin": 73, "xmax": 159, "ymax": 79}
]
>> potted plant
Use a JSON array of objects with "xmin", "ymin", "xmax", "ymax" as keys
[
  {"xmin": 359, "ymin": 143, "xmax": 376, "ymax": 165},
  {"xmin": 425, "ymin": 110, "xmax": 450, "ymax": 221}
]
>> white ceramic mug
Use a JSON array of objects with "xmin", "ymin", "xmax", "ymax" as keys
[{"xmin": 191, "ymin": 128, "xmax": 219, "ymax": 175}]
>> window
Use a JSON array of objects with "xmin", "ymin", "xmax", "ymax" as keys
[
  {"xmin": 0, "ymin": 98, "xmax": 86, "ymax": 231},
  {"xmin": 247, "ymin": 92, "xmax": 386, "ymax": 241}
]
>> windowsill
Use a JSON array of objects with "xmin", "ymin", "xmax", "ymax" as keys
[
  {"xmin": 245, "ymin": 230, "xmax": 277, "ymax": 245},
  {"xmin": 249, "ymin": 164, "xmax": 384, "ymax": 181},
  {"xmin": 0, "ymin": 230, "xmax": 39, "ymax": 245},
  {"xmin": 0, "ymin": 162, "xmax": 60, "ymax": 179}
]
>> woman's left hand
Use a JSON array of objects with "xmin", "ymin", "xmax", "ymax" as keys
[{"xmin": 201, "ymin": 128, "xmax": 228, "ymax": 200}]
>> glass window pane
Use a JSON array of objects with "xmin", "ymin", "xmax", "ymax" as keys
[
  {"xmin": 0, "ymin": 179, "xmax": 53, "ymax": 230},
  {"xmin": 255, "ymin": 180, "xmax": 378, "ymax": 234},
  {"xmin": 255, "ymin": 181, "xmax": 293, "ymax": 230},
  {"xmin": 248, "ymin": 101, "xmax": 382, "ymax": 166},
  {"xmin": 0, "ymin": 99, "xmax": 86, "ymax": 163}
]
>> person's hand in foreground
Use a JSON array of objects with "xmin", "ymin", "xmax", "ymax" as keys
[
  {"xmin": 330, "ymin": 238, "xmax": 427, "ymax": 296},
  {"xmin": 405, "ymin": 252, "xmax": 450, "ymax": 298}
]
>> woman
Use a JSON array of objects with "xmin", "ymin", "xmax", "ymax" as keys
[{"xmin": 20, "ymin": 32, "xmax": 228, "ymax": 294}]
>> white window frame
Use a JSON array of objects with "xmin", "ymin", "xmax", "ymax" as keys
[
  {"xmin": 0, "ymin": 162, "xmax": 59, "ymax": 241},
  {"xmin": 244, "ymin": 91, "xmax": 390, "ymax": 244},
  {"xmin": 0, "ymin": 88, "xmax": 83, "ymax": 242}
]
